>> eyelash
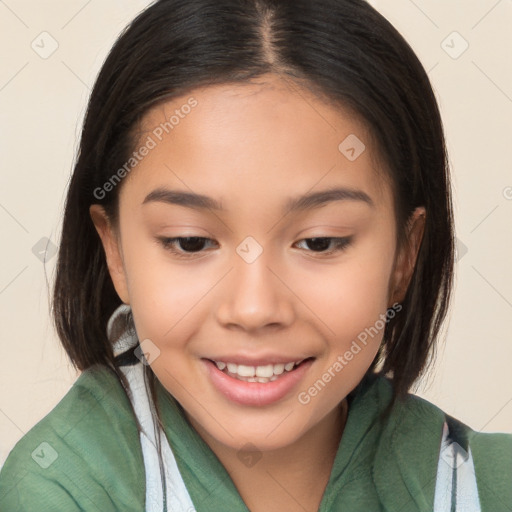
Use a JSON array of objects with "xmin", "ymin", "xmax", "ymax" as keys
[{"xmin": 157, "ymin": 236, "xmax": 353, "ymax": 259}]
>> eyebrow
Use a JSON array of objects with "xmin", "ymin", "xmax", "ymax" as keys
[{"xmin": 142, "ymin": 186, "xmax": 374, "ymax": 212}]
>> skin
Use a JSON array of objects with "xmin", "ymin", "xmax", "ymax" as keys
[{"xmin": 90, "ymin": 73, "xmax": 425, "ymax": 511}]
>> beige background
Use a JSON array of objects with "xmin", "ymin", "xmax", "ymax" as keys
[{"xmin": 1, "ymin": 0, "xmax": 511, "ymax": 468}]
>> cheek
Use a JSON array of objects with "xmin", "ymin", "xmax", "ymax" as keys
[
  {"xmin": 293, "ymin": 235, "xmax": 396, "ymax": 338},
  {"xmin": 120, "ymin": 231, "xmax": 206, "ymax": 344}
]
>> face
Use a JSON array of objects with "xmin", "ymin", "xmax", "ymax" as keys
[{"xmin": 91, "ymin": 74, "xmax": 424, "ymax": 453}]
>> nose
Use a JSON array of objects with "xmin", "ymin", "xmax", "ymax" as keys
[{"xmin": 215, "ymin": 247, "xmax": 295, "ymax": 333}]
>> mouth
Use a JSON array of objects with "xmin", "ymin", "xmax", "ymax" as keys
[
  {"xmin": 209, "ymin": 359, "xmax": 310, "ymax": 383},
  {"xmin": 201, "ymin": 357, "xmax": 316, "ymax": 406}
]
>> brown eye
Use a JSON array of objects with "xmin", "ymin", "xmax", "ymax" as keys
[
  {"xmin": 295, "ymin": 237, "xmax": 352, "ymax": 255},
  {"xmin": 174, "ymin": 237, "xmax": 209, "ymax": 252},
  {"xmin": 158, "ymin": 236, "xmax": 217, "ymax": 258}
]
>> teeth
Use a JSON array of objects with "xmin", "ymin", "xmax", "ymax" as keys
[
  {"xmin": 213, "ymin": 359, "xmax": 304, "ymax": 381},
  {"xmin": 273, "ymin": 364, "xmax": 285, "ymax": 375},
  {"xmin": 237, "ymin": 365, "xmax": 255, "ymax": 377},
  {"xmin": 255, "ymin": 364, "xmax": 274, "ymax": 378}
]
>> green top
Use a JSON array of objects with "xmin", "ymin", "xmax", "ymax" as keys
[{"xmin": 0, "ymin": 365, "xmax": 510, "ymax": 511}]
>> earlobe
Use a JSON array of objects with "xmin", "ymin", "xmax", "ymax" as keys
[
  {"xmin": 89, "ymin": 204, "xmax": 130, "ymax": 304},
  {"xmin": 389, "ymin": 206, "xmax": 426, "ymax": 305}
]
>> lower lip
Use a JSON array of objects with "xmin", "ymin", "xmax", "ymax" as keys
[{"xmin": 202, "ymin": 358, "xmax": 314, "ymax": 406}]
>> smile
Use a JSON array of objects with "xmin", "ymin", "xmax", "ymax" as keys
[
  {"xmin": 203, "ymin": 357, "xmax": 315, "ymax": 406},
  {"xmin": 212, "ymin": 360, "xmax": 305, "ymax": 383}
]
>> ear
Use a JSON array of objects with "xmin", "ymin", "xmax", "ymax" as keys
[
  {"xmin": 89, "ymin": 204, "xmax": 130, "ymax": 304},
  {"xmin": 388, "ymin": 206, "xmax": 426, "ymax": 306}
]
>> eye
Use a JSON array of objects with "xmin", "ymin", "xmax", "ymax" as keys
[
  {"xmin": 157, "ymin": 236, "xmax": 217, "ymax": 259},
  {"xmin": 294, "ymin": 237, "xmax": 352, "ymax": 256},
  {"xmin": 157, "ymin": 236, "xmax": 353, "ymax": 259}
]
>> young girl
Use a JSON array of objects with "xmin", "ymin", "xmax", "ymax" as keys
[{"xmin": 0, "ymin": 0, "xmax": 510, "ymax": 510}]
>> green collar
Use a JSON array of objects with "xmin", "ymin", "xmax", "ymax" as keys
[{"xmin": 156, "ymin": 373, "xmax": 444, "ymax": 511}]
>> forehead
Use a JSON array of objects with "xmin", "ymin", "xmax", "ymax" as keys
[{"xmin": 124, "ymin": 75, "xmax": 391, "ymax": 212}]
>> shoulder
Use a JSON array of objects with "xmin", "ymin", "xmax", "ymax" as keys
[
  {"xmin": 0, "ymin": 365, "xmax": 146, "ymax": 511},
  {"xmin": 448, "ymin": 413, "xmax": 512, "ymax": 510},
  {"xmin": 370, "ymin": 375, "xmax": 512, "ymax": 510}
]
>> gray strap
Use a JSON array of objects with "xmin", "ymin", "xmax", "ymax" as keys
[{"xmin": 433, "ymin": 421, "xmax": 481, "ymax": 511}]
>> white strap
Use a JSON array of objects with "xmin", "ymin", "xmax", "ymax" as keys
[
  {"xmin": 433, "ymin": 421, "xmax": 481, "ymax": 511},
  {"xmin": 108, "ymin": 305, "xmax": 196, "ymax": 512}
]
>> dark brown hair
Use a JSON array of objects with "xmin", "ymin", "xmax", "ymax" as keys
[{"xmin": 52, "ymin": 0, "xmax": 455, "ymax": 418}]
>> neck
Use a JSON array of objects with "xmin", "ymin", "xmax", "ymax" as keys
[{"xmin": 187, "ymin": 399, "xmax": 349, "ymax": 512}]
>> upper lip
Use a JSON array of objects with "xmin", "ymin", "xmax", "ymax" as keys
[{"xmin": 204, "ymin": 355, "xmax": 313, "ymax": 366}]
